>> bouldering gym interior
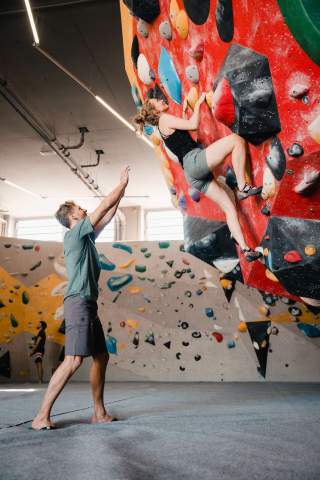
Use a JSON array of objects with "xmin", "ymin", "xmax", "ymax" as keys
[{"xmin": 0, "ymin": 1, "xmax": 319, "ymax": 479}]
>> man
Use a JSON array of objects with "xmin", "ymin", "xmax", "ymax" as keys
[
  {"xmin": 30, "ymin": 321, "xmax": 47, "ymax": 384},
  {"xmin": 32, "ymin": 165, "xmax": 130, "ymax": 430}
]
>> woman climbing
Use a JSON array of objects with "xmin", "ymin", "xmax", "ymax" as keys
[{"xmin": 134, "ymin": 94, "xmax": 262, "ymax": 262}]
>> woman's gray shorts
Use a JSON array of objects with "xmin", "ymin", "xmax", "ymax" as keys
[
  {"xmin": 64, "ymin": 296, "xmax": 107, "ymax": 357},
  {"xmin": 183, "ymin": 147, "xmax": 213, "ymax": 193}
]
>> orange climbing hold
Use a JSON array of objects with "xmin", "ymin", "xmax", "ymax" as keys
[
  {"xmin": 238, "ymin": 321, "xmax": 247, "ymax": 332},
  {"xmin": 305, "ymin": 245, "xmax": 317, "ymax": 256}
]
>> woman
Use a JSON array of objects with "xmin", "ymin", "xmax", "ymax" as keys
[{"xmin": 134, "ymin": 94, "xmax": 262, "ymax": 262}]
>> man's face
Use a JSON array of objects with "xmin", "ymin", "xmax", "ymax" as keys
[{"xmin": 70, "ymin": 204, "xmax": 87, "ymax": 224}]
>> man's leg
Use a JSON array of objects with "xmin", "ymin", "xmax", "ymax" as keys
[
  {"xmin": 35, "ymin": 360, "xmax": 44, "ymax": 384},
  {"xmin": 32, "ymin": 355, "xmax": 83, "ymax": 429},
  {"xmin": 90, "ymin": 352, "xmax": 113, "ymax": 423}
]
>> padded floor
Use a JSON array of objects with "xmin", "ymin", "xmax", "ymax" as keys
[{"xmin": 0, "ymin": 382, "xmax": 319, "ymax": 480}]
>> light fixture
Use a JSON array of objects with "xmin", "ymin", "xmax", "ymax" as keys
[
  {"xmin": 0, "ymin": 177, "xmax": 44, "ymax": 199},
  {"xmin": 0, "ymin": 388, "xmax": 37, "ymax": 392},
  {"xmin": 23, "ymin": 0, "xmax": 40, "ymax": 45}
]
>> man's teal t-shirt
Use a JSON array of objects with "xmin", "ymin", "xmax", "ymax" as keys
[{"xmin": 64, "ymin": 216, "xmax": 101, "ymax": 301}]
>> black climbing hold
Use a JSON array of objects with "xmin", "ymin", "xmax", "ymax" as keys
[
  {"xmin": 174, "ymin": 270, "xmax": 183, "ymax": 278},
  {"xmin": 179, "ymin": 366, "xmax": 186, "ymax": 372},
  {"xmin": 215, "ymin": 0, "xmax": 234, "ymax": 42},
  {"xmin": 226, "ymin": 166, "xmax": 238, "ymax": 190},
  {"xmin": 181, "ymin": 322, "xmax": 189, "ymax": 330},
  {"xmin": 287, "ymin": 143, "xmax": 304, "ymax": 157},
  {"xmin": 266, "ymin": 136, "xmax": 286, "ymax": 180},
  {"xmin": 288, "ymin": 306, "xmax": 302, "ymax": 317},
  {"xmin": 185, "ymin": 291, "xmax": 192, "ymax": 297},
  {"xmin": 131, "ymin": 35, "xmax": 139, "ymax": 69},
  {"xmin": 182, "ymin": 0, "xmax": 210, "ymax": 25},
  {"xmin": 261, "ymin": 204, "xmax": 271, "ymax": 216},
  {"xmin": 246, "ymin": 321, "xmax": 271, "ymax": 378},
  {"xmin": 145, "ymin": 332, "xmax": 156, "ymax": 346},
  {"xmin": 176, "ymin": 352, "xmax": 181, "ymax": 360},
  {"xmin": 194, "ymin": 354, "xmax": 201, "ymax": 361},
  {"xmin": 0, "ymin": 351, "xmax": 11, "ymax": 378},
  {"xmin": 192, "ymin": 331, "xmax": 202, "ymax": 338},
  {"xmin": 166, "ymin": 260, "xmax": 174, "ymax": 268},
  {"xmin": 182, "ymin": 341, "xmax": 190, "ymax": 347},
  {"xmin": 163, "ymin": 341, "xmax": 171, "ymax": 349},
  {"xmin": 58, "ymin": 320, "xmax": 65, "ymax": 335},
  {"xmin": 123, "ymin": 0, "xmax": 160, "ymax": 23}
]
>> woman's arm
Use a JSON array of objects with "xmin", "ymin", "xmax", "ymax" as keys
[{"xmin": 160, "ymin": 93, "xmax": 205, "ymax": 132}]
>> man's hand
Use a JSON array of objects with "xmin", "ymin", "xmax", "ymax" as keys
[
  {"xmin": 195, "ymin": 92, "xmax": 206, "ymax": 106},
  {"xmin": 120, "ymin": 165, "xmax": 130, "ymax": 188}
]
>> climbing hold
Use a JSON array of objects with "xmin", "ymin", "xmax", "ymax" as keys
[
  {"xmin": 179, "ymin": 366, "xmax": 186, "ymax": 372},
  {"xmin": 107, "ymin": 274, "xmax": 133, "ymax": 292},
  {"xmin": 294, "ymin": 169, "xmax": 320, "ymax": 195},
  {"xmin": 178, "ymin": 194, "xmax": 187, "ymax": 210},
  {"xmin": 266, "ymin": 137, "xmax": 286, "ymax": 180},
  {"xmin": 271, "ymin": 326, "xmax": 279, "ymax": 335},
  {"xmin": 22, "ymin": 243, "xmax": 34, "ymax": 250},
  {"xmin": 186, "ymin": 87, "xmax": 198, "ymax": 110},
  {"xmin": 258, "ymin": 305, "xmax": 270, "ymax": 316},
  {"xmin": 188, "ymin": 187, "xmax": 201, "ymax": 204},
  {"xmin": 297, "ymin": 323, "xmax": 320, "ymax": 338},
  {"xmin": 263, "ymin": 248, "xmax": 269, "ymax": 257},
  {"xmin": 227, "ymin": 340, "xmax": 235, "ymax": 348},
  {"xmin": 140, "ymin": 247, "xmax": 148, "ymax": 253},
  {"xmin": 212, "ymin": 332, "xmax": 223, "ymax": 343},
  {"xmin": 261, "ymin": 166, "xmax": 277, "ymax": 200},
  {"xmin": 205, "ymin": 307, "xmax": 214, "ymax": 318},
  {"xmin": 185, "ymin": 65, "xmax": 199, "ymax": 84},
  {"xmin": 127, "ymin": 319, "xmax": 140, "ymax": 329},
  {"xmin": 131, "ymin": 35, "xmax": 139, "ymax": 68},
  {"xmin": 163, "ymin": 341, "xmax": 171, "ymax": 349},
  {"xmin": 185, "ymin": 290, "xmax": 192, "ymax": 297},
  {"xmin": 158, "ymin": 47, "xmax": 181, "ymax": 104},
  {"xmin": 166, "ymin": 260, "xmax": 174, "ymax": 268},
  {"xmin": 4, "ymin": 244, "xmax": 11, "ymax": 248},
  {"xmin": 99, "ymin": 254, "xmax": 116, "ymax": 271},
  {"xmin": 122, "ymin": 0, "xmax": 160, "ymax": 23},
  {"xmin": 133, "ymin": 332, "xmax": 140, "ymax": 348},
  {"xmin": 238, "ymin": 321, "xmax": 247, "ymax": 333},
  {"xmin": 22, "ymin": 291, "xmax": 30, "ymax": 304},
  {"xmin": 220, "ymin": 278, "xmax": 233, "ymax": 290},
  {"xmin": 159, "ymin": 241, "xmax": 170, "ymax": 249},
  {"xmin": 308, "ymin": 115, "xmax": 320, "ymax": 144},
  {"xmin": 265, "ymin": 269, "xmax": 279, "ymax": 282},
  {"xmin": 137, "ymin": 54, "xmax": 153, "ymax": 85},
  {"xmin": 128, "ymin": 286, "xmax": 141, "ymax": 294},
  {"xmin": 176, "ymin": 352, "xmax": 181, "ymax": 360},
  {"xmin": 289, "ymin": 84, "xmax": 309, "ymax": 98},
  {"xmin": 10, "ymin": 314, "xmax": 18, "ymax": 328},
  {"xmin": 145, "ymin": 332, "xmax": 156, "ymax": 346},
  {"xmin": 288, "ymin": 306, "xmax": 302, "ymax": 317},
  {"xmin": 305, "ymin": 245, "xmax": 317, "ymax": 256},
  {"xmin": 112, "ymin": 242, "xmax": 133, "ymax": 254},
  {"xmin": 216, "ymin": 0, "xmax": 234, "ymax": 42},
  {"xmin": 159, "ymin": 20, "xmax": 172, "ymax": 40},
  {"xmin": 34, "ymin": 245, "xmax": 40, "ymax": 252},
  {"xmin": 212, "ymin": 78, "xmax": 235, "ymax": 127},
  {"xmin": 194, "ymin": 354, "xmax": 201, "ymax": 361},
  {"xmin": 287, "ymin": 143, "xmax": 304, "ymax": 157},
  {"xmin": 120, "ymin": 321, "xmax": 126, "ymax": 328},
  {"xmin": 283, "ymin": 250, "xmax": 302, "ymax": 263},
  {"xmin": 189, "ymin": 42, "xmax": 204, "ymax": 61},
  {"xmin": 119, "ymin": 259, "xmax": 135, "ymax": 269},
  {"xmin": 137, "ymin": 18, "xmax": 149, "ymax": 38},
  {"xmin": 169, "ymin": 0, "xmax": 179, "ymax": 27},
  {"xmin": 175, "ymin": 10, "xmax": 188, "ymax": 39},
  {"xmin": 183, "ymin": 0, "xmax": 210, "ymax": 25},
  {"xmin": 144, "ymin": 124, "xmax": 154, "ymax": 136},
  {"xmin": 261, "ymin": 204, "xmax": 271, "ymax": 216},
  {"xmin": 192, "ymin": 331, "xmax": 201, "ymax": 338},
  {"xmin": 106, "ymin": 335, "xmax": 117, "ymax": 355},
  {"xmin": 135, "ymin": 264, "xmax": 147, "ymax": 273}
]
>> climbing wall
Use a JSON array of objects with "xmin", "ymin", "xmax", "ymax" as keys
[
  {"xmin": 120, "ymin": 0, "xmax": 320, "ymax": 305},
  {"xmin": 0, "ymin": 237, "xmax": 319, "ymax": 382}
]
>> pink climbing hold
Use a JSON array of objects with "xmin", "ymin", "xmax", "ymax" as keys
[
  {"xmin": 283, "ymin": 250, "xmax": 302, "ymax": 263},
  {"xmin": 212, "ymin": 332, "xmax": 223, "ymax": 343}
]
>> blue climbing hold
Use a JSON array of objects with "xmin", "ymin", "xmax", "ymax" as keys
[
  {"xmin": 297, "ymin": 323, "xmax": 320, "ymax": 338},
  {"xmin": 205, "ymin": 307, "xmax": 214, "ymax": 318},
  {"xmin": 107, "ymin": 274, "xmax": 133, "ymax": 292},
  {"xmin": 112, "ymin": 242, "xmax": 133, "ymax": 254},
  {"xmin": 227, "ymin": 340, "xmax": 236, "ymax": 348},
  {"xmin": 99, "ymin": 253, "xmax": 116, "ymax": 271},
  {"xmin": 106, "ymin": 335, "xmax": 118, "ymax": 354},
  {"xmin": 144, "ymin": 124, "xmax": 154, "ymax": 136},
  {"xmin": 158, "ymin": 47, "xmax": 181, "ymax": 104},
  {"xmin": 189, "ymin": 188, "xmax": 201, "ymax": 202},
  {"xmin": 178, "ymin": 194, "xmax": 187, "ymax": 210},
  {"xmin": 131, "ymin": 84, "xmax": 142, "ymax": 107}
]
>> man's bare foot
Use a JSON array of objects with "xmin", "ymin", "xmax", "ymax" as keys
[
  {"xmin": 31, "ymin": 415, "xmax": 54, "ymax": 430},
  {"xmin": 91, "ymin": 413, "xmax": 114, "ymax": 424}
]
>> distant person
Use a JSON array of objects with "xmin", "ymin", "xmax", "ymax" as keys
[
  {"xmin": 31, "ymin": 166, "xmax": 130, "ymax": 430},
  {"xmin": 30, "ymin": 321, "xmax": 47, "ymax": 384},
  {"xmin": 134, "ymin": 95, "xmax": 262, "ymax": 261}
]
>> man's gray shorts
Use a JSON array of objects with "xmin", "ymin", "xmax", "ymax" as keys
[{"xmin": 64, "ymin": 295, "xmax": 107, "ymax": 357}]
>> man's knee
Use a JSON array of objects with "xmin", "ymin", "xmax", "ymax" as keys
[{"xmin": 65, "ymin": 355, "xmax": 83, "ymax": 372}]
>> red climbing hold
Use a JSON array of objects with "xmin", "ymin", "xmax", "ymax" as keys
[
  {"xmin": 283, "ymin": 250, "xmax": 302, "ymax": 263},
  {"xmin": 189, "ymin": 42, "xmax": 204, "ymax": 61},
  {"xmin": 212, "ymin": 332, "xmax": 223, "ymax": 343},
  {"xmin": 212, "ymin": 78, "xmax": 235, "ymax": 127}
]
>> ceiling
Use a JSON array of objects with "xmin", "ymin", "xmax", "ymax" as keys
[{"xmin": 0, "ymin": 0, "xmax": 170, "ymax": 219}]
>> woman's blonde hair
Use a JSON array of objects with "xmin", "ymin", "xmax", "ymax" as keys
[{"xmin": 133, "ymin": 100, "xmax": 161, "ymax": 134}]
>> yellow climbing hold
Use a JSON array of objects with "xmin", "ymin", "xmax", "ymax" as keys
[
  {"xmin": 186, "ymin": 87, "xmax": 198, "ymax": 110},
  {"xmin": 220, "ymin": 278, "xmax": 233, "ymax": 289},
  {"xmin": 305, "ymin": 245, "xmax": 317, "ymax": 256},
  {"xmin": 205, "ymin": 91, "xmax": 214, "ymax": 109},
  {"xmin": 238, "ymin": 321, "xmax": 247, "ymax": 333},
  {"xmin": 265, "ymin": 269, "xmax": 279, "ymax": 282},
  {"xmin": 151, "ymin": 133, "xmax": 161, "ymax": 146},
  {"xmin": 128, "ymin": 286, "xmax": 141, "ymax": 294},
  {"xmin": 169, "ymin": 0, "xmax": 179, "ymax": 27},
  {"xmin": 259, "ymin": 305, "xmax": 270, "ymax": 316},
  {"xmin": 119, "ymin": 259, "xmax": 135, "ymax": 269},
  {"xmin": 176, "ymin": 10, "xmax": 188, "ymax": 39},
  {"xmin": 127, "ymin": 319, "xmax": 140, "ymax": 329},
  {"xmin": 263, "ymin": 248, "xmax": 269, "ymax": 257},
  {"xmin": 138, "ymin": 307, "xmax": 146, "ymax": 313}
]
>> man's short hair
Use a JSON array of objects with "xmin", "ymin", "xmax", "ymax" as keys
[
  {"xmin": 40, "ymin": 321, "xmax": 47, "ymax": 330},
  {"xmin": 55, "ymin": 201, "xmax": 76, "ymax": 228}
]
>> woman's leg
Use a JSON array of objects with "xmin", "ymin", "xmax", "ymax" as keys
[
  {"xmin": 205, "ymin": 179, "xmax": 248, "ymax": 250},
  {"xmin": 204, "ymin": 134, "xmax": 246, "ymax": 191}
]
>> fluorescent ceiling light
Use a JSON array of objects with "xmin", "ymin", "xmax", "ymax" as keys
[
  {"xmin": 23, "ymin": 0, "xmax": 40, "ymax": 45},
  {"xmin": 0, "ymin": 177, "xmax": 44, "ymax": 199},
  {"xmin": 0, "ymin": 388, "xmax": 37, "ymax": 392}
]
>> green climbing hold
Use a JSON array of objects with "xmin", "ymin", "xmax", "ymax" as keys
[
  {"xmin": 227, "ymin": 340, "xmax": 236, "ymax": 348},
  {"xmin": 135, "ymin": 265, "xmax": 146, "ymax": 273},
  {"xmin": 10, "ymin": 314, "xmax": 18, "ymax": 328},
  {"xmin": 159, "ymin": 241, "xmax": 170, "ymax": 249},
  {"xmin": 138, "ymin": 276, "xmax": 146, "ymax": 281},
  {"xmin": 107, "ymin": 274, "xmax": 133, "ymax": 292},
  {"xmin": 22, "ymin": 244, "xmax": 34, "ymax": 250},
  {"xmin": 144, "ymin": 252, "xmax": 152, "ymax": 258},
  {"xmin": 112, "ymin": 242, "xmax": 133, "ymax": 254},
  {"xmin": 140, "ymin": 247, "xmax": 148, "ymax": 253},
  {"xmin": 22, "ymin": 291, "xmax": 30, "ymax": 304},
  {"xmin": 99, "ymin": 253, "xmax": 116, "ymax": 271}
]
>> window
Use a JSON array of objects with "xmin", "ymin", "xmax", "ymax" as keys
[
  {"xmin": 16, "ymin": 218, "xmax": 65, "ymax": 241},
  {"xmin": 15, "ymin": 217, "xmax": 116, "ymax": 242},
  {"xmin": 145, "ymin": 210, "xmax": 184, "ymax": 240}
]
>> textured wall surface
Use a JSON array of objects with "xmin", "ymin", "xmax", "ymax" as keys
[
  {"xmin": 0, "ymin": 237, "xmax": 319, "ymax": 382},
  {"xmin": 120, "ymin": 0, "xmax": 320, "ymax": 304}
]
